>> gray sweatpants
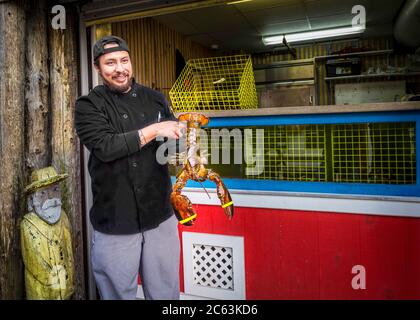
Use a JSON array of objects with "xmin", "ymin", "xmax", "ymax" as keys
[{"xmin": 91, "ymin": 214, "xmax": 180, "ymax": 300}]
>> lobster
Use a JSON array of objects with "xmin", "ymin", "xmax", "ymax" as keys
[{"xmin": 170, "ymin": 113, "xmax": 234, "ymax": 226}]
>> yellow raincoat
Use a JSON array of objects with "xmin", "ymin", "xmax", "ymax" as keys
[{"xmin": 20, "ymin": 210, "xmax": 74, "ymax": 300}]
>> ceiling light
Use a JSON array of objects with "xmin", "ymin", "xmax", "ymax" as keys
[
  {"xmin": 262, "ymin": 25, "xmax": 366, "ymax": 45},
  {"xmin": 227, "ymin": 0, "xmax": 253, "ymax": 5}
]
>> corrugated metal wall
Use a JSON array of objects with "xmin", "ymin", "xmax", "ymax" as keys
[{"xmin": 112, "ymin": 18, "xmax": 213, "ymax": 101}]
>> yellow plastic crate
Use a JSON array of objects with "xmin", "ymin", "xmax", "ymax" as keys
[{"xmin": 169, "ymin": 55, "xmax": 258, "ymax": 112}]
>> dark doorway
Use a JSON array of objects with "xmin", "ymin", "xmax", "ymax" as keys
[{"xmin": 175, "ymin": 49, "xmax": 186, "ymax": 79}]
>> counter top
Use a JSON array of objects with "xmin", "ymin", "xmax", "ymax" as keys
[{"xmin": 174, "ymin": 101, "xmax": 420, "ymax": 118}]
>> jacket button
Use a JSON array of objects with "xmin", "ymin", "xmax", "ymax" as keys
[
  {"xmin": 136, "ymin": 187, "xmax": 141, "ymax": 193},
  {"xmin": 123, "ymin": 114, "xmax": 128, "ymax": 119},
  {"xmin": 132, "ymin": 161, "xmax": 137, "ymax": 167}
]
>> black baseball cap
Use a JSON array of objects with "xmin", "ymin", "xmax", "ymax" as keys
[{"xmin": 93, "ymin": 35, "xmax": 130, "ymax": 62}]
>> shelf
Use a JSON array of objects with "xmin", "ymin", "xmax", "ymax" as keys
[
  {"xmin": 256, "ymin": 79, "xmax": 314, "ymax": 87},
  {"xmin": 314, "ymin": 49, "xmax": 393, "ymax": 61},
  {"xmin": 253, "ymin": 58, "xmax": 314, "ymax": 70},
  {"xmin": 324, "ymin": 72, "xmax": 420, "ymax": 81}
]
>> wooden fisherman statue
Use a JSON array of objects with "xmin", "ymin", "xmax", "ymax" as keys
[{"xmin": 20, "ymin": 166, "xmax": 75, "ymax": 300}]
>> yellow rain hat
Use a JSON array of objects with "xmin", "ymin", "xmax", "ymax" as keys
[{"xmin": 24, "ymin": 166, "xmax": 68, "ymax": 194}]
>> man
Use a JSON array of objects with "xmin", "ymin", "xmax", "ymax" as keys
[
  {"xmin": 74, "ymin": 35, "xmax": 184, "ymax": 300},
  {"xmin": 21, "ymin": 166, "xmax": 74, "ymax": 300}
]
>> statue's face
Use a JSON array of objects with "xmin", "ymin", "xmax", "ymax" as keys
[{"xmin": 30, "ymin": 184, "xmax": 62, "ymax": 225}]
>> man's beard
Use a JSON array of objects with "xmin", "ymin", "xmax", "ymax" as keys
[{"xmin": 102, "ymin": 73, "xmax": 133, "ymax": 93}]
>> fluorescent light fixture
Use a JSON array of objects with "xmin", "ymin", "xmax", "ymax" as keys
[
  {"xmin": 262, "ymin": 25, "xmax": 366, "ymax": 45},
  {"xmin": 227, "ymin": 0, "xmax": 253, "ymax": 5}
]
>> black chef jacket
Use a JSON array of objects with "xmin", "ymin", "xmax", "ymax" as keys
[{"xmin": 74, "ymin": 81, "xmax": 176, "ymax": 234}]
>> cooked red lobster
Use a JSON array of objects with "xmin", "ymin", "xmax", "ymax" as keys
[{"xmin": 170, "ymin": 113, "xmax": 234, "ymax": 226}]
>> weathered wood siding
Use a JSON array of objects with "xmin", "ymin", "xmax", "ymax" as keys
[
  {"xmin": 0, "ymin": 1, "xmax": 85, "ymax": 299},
  {"xmin": 0, "ymin": 0, "xmax": 26, "ymax": 300},
  {"xmin": 48, "ymin": 5, "xmax": 85, "ymax": 300}
]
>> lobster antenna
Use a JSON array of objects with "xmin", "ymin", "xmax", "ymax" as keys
[{"xmin": 199, "ymin": 181, "xmax": 211, "ymax": 199}]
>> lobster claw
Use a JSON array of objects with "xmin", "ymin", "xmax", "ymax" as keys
[
  {"xmin": 171, "ymin": 193, "xmax": 197, "ymax": 226},
  {"xmin": 208, "ymin": 169, "xmax": 234, "ymax": 220},
  {"xmin": 220, "ymin": 189, "xmax": 234, "ymax": 220}
]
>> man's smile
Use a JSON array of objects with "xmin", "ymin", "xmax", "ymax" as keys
[{"xmin": 113, "ymin": 74, "xmax": 128, "ymax": 82}]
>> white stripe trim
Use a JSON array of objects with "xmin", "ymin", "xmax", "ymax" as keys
[{"xmin": 182, "ymin": 188, "xmax": 420, "ymax": 218}]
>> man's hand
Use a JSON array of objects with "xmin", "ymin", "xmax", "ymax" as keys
[{"xmin": 140, "ymin": 121, "xmax": 186, "ymax": 145}]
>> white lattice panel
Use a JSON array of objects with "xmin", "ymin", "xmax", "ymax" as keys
[
  {"xmin": 193, "ymin": 244, "xmax": 234, "ymax": 290},
  {"xmin": 183, "ymin": 232, "xmax": 245, "ymax": 300}
]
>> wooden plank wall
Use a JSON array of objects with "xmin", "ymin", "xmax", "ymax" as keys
[
  {"xmin": 0, "ymin": 0, "xmax": 85, "ymax": 299},
  {"xmin": 112, "ymin": 18, "xmax": 213, "ymax": 102},
  {"xmin": 0, "ymin": 0, "xmax": 26, "ymax": 299},
  {"xmin": 49, "ymin": 6, "xmax": 85, "ymax": 300}
]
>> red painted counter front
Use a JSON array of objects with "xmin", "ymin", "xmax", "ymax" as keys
[{"xmin": 178, "ymin": 204, "xmax": 420, "ymax": 300}]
